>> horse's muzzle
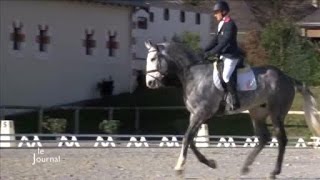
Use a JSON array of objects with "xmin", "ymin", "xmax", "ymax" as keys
[{"xmin": 146, "ymin": 79, "xmax": 161, "ymax": 89}]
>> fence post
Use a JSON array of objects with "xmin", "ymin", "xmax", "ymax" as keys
[
  {"xmin": 135, "ymin": 107, "xmax": 140, "ymax": 133},
  {"xmin": 74, "ymin": 108, "xmax": 80, "ymax": 134},
  {"xmin": 108, "ymin": 108, "xmax": 114, "ymax": 120},
  {"xmin": 0, "ymin": 107, "xmax": 5, "ymax": 120},
  {"xmin": 38, "ymin": 107, "xmax": 44, "ymax": 133}
]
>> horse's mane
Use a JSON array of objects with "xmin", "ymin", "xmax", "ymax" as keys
[{"xmin": 165, "ymin": 40, "xmax": 206, "ymax": 69}]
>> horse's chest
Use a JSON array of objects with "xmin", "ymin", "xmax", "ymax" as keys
[{"xmin": 184, "ymin": 94, "xmax": 208, "ymax": 113}]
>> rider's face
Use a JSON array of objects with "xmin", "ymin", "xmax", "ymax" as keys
[{"xmin": 213, "ymin": 11, "xmax": 223, "ymax": 21}]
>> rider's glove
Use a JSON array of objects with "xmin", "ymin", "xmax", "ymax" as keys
[{"xmin": 204, "ymin": 52, "xmax": 212, "ymax": 60}]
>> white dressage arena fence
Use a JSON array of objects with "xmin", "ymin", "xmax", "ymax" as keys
[
  {"xmin": 0, "ymin": 120, "xmax": 16, "ymax": 147},
  {"xmin": 1, "ymin": 107, "xmax": 319, "ymax": 149},
  {"xmin": 0, "ymin": 118, "xmax": 319, "ymax": 149},
  {"xmin": 0, "ymin": 134, "xmax": 319, "ymax": 149}
]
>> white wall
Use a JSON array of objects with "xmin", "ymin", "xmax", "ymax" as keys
[
  {"xmin": 0, "ymin": 1, "xmax": 132, "ymax": 107},
  {"xmin": 132, "ymin": 7, "xmax": 211, "ymax": 70},
  {"xmin": 149, "ymin": 7, "xmax": 211, "ymax": 46}
]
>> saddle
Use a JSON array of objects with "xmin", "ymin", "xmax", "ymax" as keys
[
  {"xmin": 213, "ymin": 60, "xmax": 256, "ymax": 92},
  {"xmin": 213, "ymin": 58, "xmax": 257, "ymax": 113},
  {"xmin": 216, "ymin": 58, "xmax": 243, "ymax": 91}
]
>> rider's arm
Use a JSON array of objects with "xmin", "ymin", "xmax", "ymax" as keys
[
  {"xmin": 204, "ymin": 34, "xmax": 218, "ymax": 52},
  {"xmin": 209, "ymin": 22, "xmax": 234, "ymax": 55}
]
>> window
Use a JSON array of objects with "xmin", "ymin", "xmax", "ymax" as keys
[
  {"xmin": 137, "ymin": 17, "xmax": 148, "ymax": 29},
  {"xmin": 180, "ymin": 11, "xmax": 185, "ymax": 23},
  {"xmin": 82, "ymin": 29, "xmax": 96, "ymax": 55},
  {"xmin": 106, "ymin": 31, "xmax": 119, "ymax": 57},
  {"xmin": 196, "ymin": 13, "xmax": 201, "ymax": 25},
  {"xmin": 164, "ymin": 8, "xmax": 169, "ymax": 21},
  {"xmin": 10, "ymin": 22, "xmax": 25, "ymax": 50},
  {"xmin": 149, "ymin": 12, "xmax": 154, "ymax": 22},
  {"xmin": 36, "ymin": 25, "xmax": 50, "ymax": 52}
]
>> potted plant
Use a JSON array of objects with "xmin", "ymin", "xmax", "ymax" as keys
[
  {"xmin": 99, "ymin": 120, "xmax": 120, "ymax": 134},
  {"xmin": 42, "ymin": 117, "xmax": 67, "ymax": 140},
  {"xmin": 97, "ymin": 76, "xmax": 114, "ymax": 98}
]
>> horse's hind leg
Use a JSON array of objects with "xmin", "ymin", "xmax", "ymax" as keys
[
  {"xmin": 269, "ymin": 110, "xmax": 289, "ymax": 179},
  {"xmin": 241, "ymin": 106, "xmax": 271, "ymax": 175},
  {"xmin": 268, "ymin": 79, "xmax": 294, "ymax": 179},
  {"xmin": 190, "ymin": 140, "xmax": 217, "ymax": 169}
]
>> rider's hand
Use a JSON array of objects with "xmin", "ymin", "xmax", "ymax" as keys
[
  {"xmin": 204, "ymin": 52, "xmax": 211, "ymax": 60},
  {"xmin": 204, "ymin": 52, "xmax": 218, "ymax": 62}
]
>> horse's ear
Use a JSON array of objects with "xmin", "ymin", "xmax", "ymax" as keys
[
  {"xmin": 144, "ymin": 40, "xmax": 154, "ymax": 50},
  {"xmin": 156, "ymin": 43, "xmax": 169, "ymax": 54}
]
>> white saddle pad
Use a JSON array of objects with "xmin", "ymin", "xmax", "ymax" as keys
[{"xmin": 213, "ymin": 62, "xmax": 257, "ymax": 91}]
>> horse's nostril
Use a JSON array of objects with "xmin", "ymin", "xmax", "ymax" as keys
[{"xmin": 148, "ymin": 80, "xmax": 155, "ymax": 87}]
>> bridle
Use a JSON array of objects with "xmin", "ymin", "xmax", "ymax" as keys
[{"xmin": 145, "ymin": 48, "xmax": 168, "ymax": 82}]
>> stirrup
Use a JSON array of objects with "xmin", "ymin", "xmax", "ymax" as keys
[
  {"xmin": 228, "ymin": 93, "xmax": 240, "ymax": 111},
  {"xmin": 230, "ymin": 103, "xmax": 240, "ymax": 111}
]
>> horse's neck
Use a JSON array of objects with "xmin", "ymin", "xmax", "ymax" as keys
[
  {"xmin": 177, "ymin": 64, "xmax": 223, "ymax": 110},
  {"xmin": 176, "ymin": 63, "xmax": 214, "ymax": 90},
  {"xmin": 186, "ymin": 62, "xmax": 212, "ymax": 76}
]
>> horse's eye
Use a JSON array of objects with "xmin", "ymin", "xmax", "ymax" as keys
[{"xmin": 151, "ymin": 57, "xmax": 156, "ymax": 62}]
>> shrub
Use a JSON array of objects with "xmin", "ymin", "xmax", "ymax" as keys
[
  {"xmin": 99, "ymin": 120, "xmax": 120, "ymax": 134},
  {"xmin": 173, "ymin": 31, "xmax": 202, "ymax": 54},
  {"xmin": 42, "ymin": 117, "xmax": 67, "ymax": 134}
]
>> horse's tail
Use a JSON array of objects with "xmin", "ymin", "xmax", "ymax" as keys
[{"xmin": 293, "ymin": 79, "xmax": 320, "ymax": 136}]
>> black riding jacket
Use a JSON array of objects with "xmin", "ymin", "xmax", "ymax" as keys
[{"xmin": 204, "ymin": 16, "xmax": 240, "ymax": 59}]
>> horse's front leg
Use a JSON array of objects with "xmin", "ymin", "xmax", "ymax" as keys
[{"xmin": 174, "ymin": 113, "xmax": 205, "ymax": 173}]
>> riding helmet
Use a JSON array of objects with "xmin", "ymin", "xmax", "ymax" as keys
[{"xmin": 213, "ymin": 0, "xmax": 230, "ymax": 13}]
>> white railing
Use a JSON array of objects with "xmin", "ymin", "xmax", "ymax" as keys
[{"xmin": 0, "ymin": 134, "xmax": 319, "ymax": 149}]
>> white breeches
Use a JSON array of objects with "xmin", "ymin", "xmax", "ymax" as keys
[{"xmin": 221, "ymin": 56, "xmax": 239, "ymax": 83}]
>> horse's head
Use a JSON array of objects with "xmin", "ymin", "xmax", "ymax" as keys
[{"xmin": 144, "ymin": 40, "xmax": 171, "ymax": 89}]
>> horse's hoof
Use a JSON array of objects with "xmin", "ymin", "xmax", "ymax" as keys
[
  {"xmin": 269, "ymin": 169, "xmax": 280, "ymax": 179},
  {"xmin": 241, "ymin": 167, "xmax": 250, "ymax": 175},
  {"xmin": 174, "ymin": 168, "xmax": 184, "ymax": 176},
  {"xmin": 269, "ymin": 174, "xmax": 276, "ymax": 180},
  {"xmin": 207, "ymin": 159, "xmax": 217, "ymax": 169},
  {"xmin": 272, "ymin": 169, "xmax": 281, "ymax": 175}
]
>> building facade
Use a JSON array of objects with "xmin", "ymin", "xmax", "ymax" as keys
[
  {"xmin": 298, "ymin": 9, "xmax": 320, "ymax": 42},
  {"xmin": 0, "ymin": 0, "xmax": 133, "ymax": 109},
  {"xmin": 131, "ymin": 3, "xmax": 211, "ymax": 70},
  {"xmin": 1, "ymin": 0, "xmax": 274, "ymax": 111}
]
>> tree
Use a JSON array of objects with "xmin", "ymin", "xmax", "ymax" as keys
[
  {"xmin": 241, "ymin": 30, "xmax": 269, "ymax": 66},
  {"xmin": 174, "ymin": 31, "xmax": 202, "ymax": 54},
  {"xmin": 182, "ymin": 0, "xmax": 202, "ymax": 6},
  {"xmin": 261, "ymin": 19, "xmax": 320, "ymax": 85},
  {"xmin": 244, "ymin": 0, "xmax": 317, "ymax": 27}
]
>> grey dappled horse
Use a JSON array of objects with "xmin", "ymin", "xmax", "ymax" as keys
[{"xmin": 144, "ymin": 40, "xmax": 320, "ymax": 179}]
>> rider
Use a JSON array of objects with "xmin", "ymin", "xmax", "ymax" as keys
[{"xmin": 204, "ymin": 0, "xmax": 241, "ymax": 110}]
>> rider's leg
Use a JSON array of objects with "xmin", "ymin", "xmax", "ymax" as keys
[
  {"xmin": 222, "ymin": 57, "xmax": 240, "ymax": 110},
  {"xmin": 227, "ymin": 71, "xmax": 240, "ymax": 110}
]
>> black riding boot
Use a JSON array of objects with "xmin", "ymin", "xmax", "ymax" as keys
[{"xmin": 226, "ymin": 76, "xmax": 240, "ymax": 111}]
